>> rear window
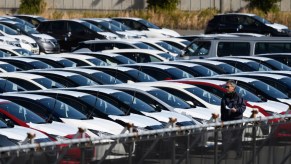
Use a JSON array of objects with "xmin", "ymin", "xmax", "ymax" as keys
[
  {"xmin": 185, "ymin": 41, "xmax": 211, "ymax": 56},
  {"xmin": 255, "ymin": 42, "xmax": 291, "ymax": 54},
  {"xmin": 217, "ymin": 42, "xmax": 250, "ymax": 56}
]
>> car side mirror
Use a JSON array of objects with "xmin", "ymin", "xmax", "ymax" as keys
[
  {"xmin": 155, "ymin": 104, "xmax": 162, "ymax": 112},
  {"xmin": 5, "ymin": 119, "xmax": 14, "ymax": 128}
]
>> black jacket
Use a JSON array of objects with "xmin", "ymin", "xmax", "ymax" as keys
[{"xmin": 221, "ymin": 92, "xmax": 246, "ymax": 121}]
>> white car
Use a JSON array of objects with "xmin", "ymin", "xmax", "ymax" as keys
[
  {"xmin": 23, "ymin": 89, "xmax": 166, "ymax": 132},
  {"xmin": 0, "ymin": 45, "xmax": 35, "ymax": 56},
  {"xmin": 101, "ymin": 49, "xmax": 174, "ymax": 62},
  {"xmin": 82, "ymin": 18, "xmax": 140, "ymax": 39},
  {"xmin": 0, "ymin": 35, "xmax": 21, "ymax": 47},
  {"xmin": 112, "ymin": 17, "xmax": 180, "ymax": 38},
  {"xmin": 101, "ymin": 84, "xmax": 217, "ymax": 123},
  {"xmin": 47, "ymin": 53, "xmax": 109, "ymax": 66},
  {"xmin": 0, "ymin": 72, "xmax": 64, "ymax": 90},
  {"xmin": 0, "ymin": 24, "xmax": 39, "ymax": 54},
  {"xmin": 66, "ymin": 87, "xmax": 199, "ymax": 126}
]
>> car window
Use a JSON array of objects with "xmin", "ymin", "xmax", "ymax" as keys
[
  {"xmin": 51, "ymin": 21, "xmax": 66, "ymax": 31},
  {"xmin": 6, "ymin": 78, "xmax": 41, "ymax": 90},
  {"xmin": 255, "ymin": 43, "xmax": 291, "ymax": 54},
  {"xmin": 68, "ymin": 22, "xmax": 86, "ymax": 34},
  {"xmin": 217, "ymin": 42, "xmax": 251, "ymax": 56},
  {"xmin": 186, "ymin": 41, "xmax": 211, "ymax": 56}
]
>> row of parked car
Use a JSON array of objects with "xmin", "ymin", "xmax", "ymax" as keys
[{"xmin": 1, "ymin": 13, "xmax": 291, "ymax": 163}]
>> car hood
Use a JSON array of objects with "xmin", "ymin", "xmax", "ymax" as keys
[
  {"xmin": 141, "ymin": 110, "xmax": 193, "ymax": 123},
  {"xmin": 0, "ymin": 125, "xmax": 48, "ymax": 142},
  {"xmin": 174, "ymin": 107, "xmax": 215, "ymax": 120},
  {"xmin": 126, "ymin": 30, "xmax": 147, "ymax": 38},
  {"xmin": 248, "ymin": 100, "xmax": 289, "ymax": 114},
  {"xmin": 277, "ymin": 98, "xmax": 291, "ymax": 106},
  {"xmin": 265, "ymin": 23, "xmax": 288, "ymax": 30},
  {"xmin": 31, "ymin": 33, "xmax": 56, "ymax": 40},
  {"xmin": 108, "ymin": 113, "xmax": 162, "ymax": 128},
  {"xmin": 60, "ymin": 117, "xmax": 125, "ymax": 135},
  {"xmin": 27, "ymin": 121, "xmax": 78, "ymax": 137},
  {"xmin": 115, "ymin": 31, "xmax": 138, "ymax": 38},
  {"xmin": 11, "ymin": 34, "xmax": 36, "ymax": 43},
  {"xmin": 98, "ymin": 32, "xmax": 120, "ymax": 39},
  {"xmin": 148, "ymin": 28, "xmax": 180, "ymax": 37}
]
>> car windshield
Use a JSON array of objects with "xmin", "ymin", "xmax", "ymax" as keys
[
  {"xmin": 0, "ymin": 64, "xmax": 16, "ymax": 72},
  {"xmin": 192, "ymin": 65, "xmax": 218, "ymax": 76},
  {"xmin": 0, "ymin": 50, "xmax": 9, "ymax": 57},
  {"xmin": 133, "ymin": 43, "xmax": 156, "ymax": 50},
  {"xmin": 148, "ymin": 89, "xmax": 191, "ymax": 108},
  {"xmin": 182, "ymin": 40, "xmax": 191, "ymax": 46},
  {"xmin": 59, "ymin": 59, "xmax": 76, "ymax": 67},
  {"xmin": 234, "ymin": 86, "xmax": 262, "ymax": 102},
  {"xmin": 13, "ymin": 48, "xmax": 35, "ymax": 56},
  {"xmin": 99, "ymin": 21, "xmax": 123, "ymax": 32},
  {"xmin": 155, "ymin": 41, "xmax": 182, "ymax": 55},
  {"xmin": 111, "ymin": 92, "xmax": 156, "ymax": 112},
  {"xmin": 0, "ymin": 102, "xmax": 46, "ymax": 124},
  {"xmin": 138, "ymin": 19, "xmax": 160, "ymax": 29},
  {"xmin": 250, "ymin": 81, "xmax": 288, "ymax": 99},
  {"xmin": 39, "ymin": 98, "xmax": 87, "ymax": 120},
  {"xmin": 115, "ymin": 56, "xmax": 136, "ymax": 64},
  {"xmin": 69, "ymin": 75, "xmax": 98, "ymax": 86},
  {"xmin": 80, "ymin": 95, "xmax": 125, "ymax": 116},
  {"xmin": 30, "ymin": 61, "xmax": 52, "ymax": 69},
  {"xmin": 0, "ymin": 79, "xmax": 24, "ymax": 92},
  {"xmin": 266, "ymin": 60, "xmax": 291, "ymax": 71},
  {"xmin": 33, "ymin": 78, "xmax": 64, "ymax": 89},
  {"xmin": 0, "ymin": 119, "xmax": 8, "ymax": 128},
  {"xmin": 110, "ymin": 20, "xmax": 132, "ymax": 30},
  {"xmin": 218, "ymin": 63, "xmax": 242, "ymax": 74},
  {"xmin": 185, "ymin": 87, "xmax": 221, "ymax": 105},
  {"xmin": 279, "ymin": 77, "xmax": 291, "ymax": 89},
  {"xmin": 80, "ymin": 21, "xmax": 103, "ymax": 32},
  {"xmin": 186, "ymin": 41, "xmax": 211, "ymax": 56},
  {"xmin": 158, "ymin": 53, "xmax": 176, "ymax": 61},
  {"xmin": 92, "ymin": 72, "xmax": 122, "ymax": 84},
  {"xmin": 126, "ymin": 69, "xmax": 157, "ymax": 82},
  {"xmin": 15, "ymin": 23, "xmax": 39, "ymax": 34},
  {"xmin": 246, "ymin": 61, "xmax": 272, "ymax": 71},
  {"xmin": 166, "ymin": 68, "xmax": 194, "ymax": 79},
  {"xmin": 253, "ymin": 16, "xmax": 271, "ymax": 24},
  {"xmin": 0, "ymin": 25, "xmax": 18, "ymax": 35},
  {"xmin": 87, "ymin": 58, "xmax": 109, "ymax": 66}
]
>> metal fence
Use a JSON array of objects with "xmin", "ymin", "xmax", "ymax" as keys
[
  {"xmin": 2, "ymin": 0, "xmax": 291, "ymax": 12},
  {"xmin": 1, "ymin": 114, "xmax": 291, "ymax": 164}
]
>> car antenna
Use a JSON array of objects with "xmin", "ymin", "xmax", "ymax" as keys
[
  {"xmin": 46, "ymin": 92, "xmax": 59, "ymax": 123},
  {"xmin": 87, "ymin": 91, "xmax": 99, "ymax": 119},
  {"xmin": 114, "ymin": 66, "xmax": 119, "ymax": 84}
]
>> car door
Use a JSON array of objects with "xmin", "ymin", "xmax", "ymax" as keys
[
  {"xmin": 238, "ymin": 16, "xmax": 262, "ymax": 34},
  {"xmin": 218, "ymin": 15, "xmax": 239, "ymax": 33}
]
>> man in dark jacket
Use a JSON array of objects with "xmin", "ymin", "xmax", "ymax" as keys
[{"xmin": 220, "ymin": 80, "xmax": 246, "ymax": 160}]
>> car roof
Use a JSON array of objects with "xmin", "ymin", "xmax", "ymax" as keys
[
  {"xmin": 2, "ymin": 93, "xmax": 51, "ymax": 100},
  {"xmin": 74, "ymin": 52, "xmax": 121, "ymax": 57},
  {"xmin": 62, "ymin": 68, "xmax": 103, "ymax": 74},
  {"xmin": 101, "ymin": 49, "xmax": 166, "ymax": 54},
  {"xmin": 21, "ymin": 55, "xmax": 68, "ymax": 62},
  {"xmin": 235, "ymin": 72, "xmax": 289, "ymax": 79},
  {"xmin": 189, "ymin": 59, "xmax": 228, "ymax": 65},
  {"xmin": 217, "ymin": 13, "xmax": 256, "ymax": 17},
  {"xmin": 232, "ymin": 56, "xmax": 275, "ymax": 61},
  {"xmin": 72, "ymin": 87, "xmax": 120, "ymax": 94},
  {"xmin": 209, "ymin": 76, "xmax": 258, "ymax": 83},
  {"xmin": 80, "ymin": 39, "xmax": 141, "ymax": 44},
  {"xmin": 83, "ymin": 66, "xmax": 136, "ymax": 71},
  {"xmin": 27, "ymin": 70, "xmax": 79, "ymax": 76},
  {"xmin": 48, "ymin": 53, "xmax": 96, "ymax": 60},
  {"xmin": 0, "ymin": 72, "xmax": 48, "ymax": 80},
  {"xmin": 136, "ymin": 81, "xmax": 196, "ymax": 89},
  {"xmin": 112, "ymin": 83, "xmax": 158, "ymax": 92},
  {"xmin": 123, "ymin": 63, "xmax": 177, "ymax": 69},
  {"xmin": 209, "ymin": 57, "xmax": 257, "ymax": 63},
  {"xmin": 30, "ymin": 89, "xmax": 92, "ymax": 98},
  {"xmin": 177, "ymin": 79, "xmax": 227, "ymax": 85},
  {"xmin": 0, "ymin": 57, "xmax": 40, "ymax": 62},
  {"xmin": 162, "ymin": 61, "xmax": 202, "ymax": 67},
  {"xmin": 112, "ymin": 17, "xmax": 143, "ymax": 21}
]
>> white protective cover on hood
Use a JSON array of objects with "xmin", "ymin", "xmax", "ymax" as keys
[
  {"xmin": 141, "ymin": 110, "xmax": 193, "ymax": 123},
  {"xmin": 60, "ymin": 117, "xmax": 125, "ymax": 135},
  {"xmin": 109, "ymin": 113, "xmax": 162, "ymax": 128},
  {"xmin": 0, "ymin": 125, "xmax": 48, "ymax": 142},
  {"xmin": 248, "ymin": 100, "xmax": 289, "ymax": 114},
  {"xmin": 265, "ymin": 23, "xmax": 288, "ymax": 30},
  {"xmin": 27, "ymin": 121, "xmax": 78, "ymax": 137},
  {"xmin": 174, "ymin": 107, "xmax": 215, "ymax": 121}
]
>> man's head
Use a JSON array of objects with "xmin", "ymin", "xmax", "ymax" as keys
[{"xmin": 225, "ymin": 80, "xmax": 236, "ymax": 93}]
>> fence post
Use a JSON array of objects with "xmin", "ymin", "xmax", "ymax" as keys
[
  {"xmin": 251, "ymin": 110, "xmax": 259, "ymax": 164},
  {"xmin": 212, "ymin": 113, "xmax": 220, "ymax": 164}
]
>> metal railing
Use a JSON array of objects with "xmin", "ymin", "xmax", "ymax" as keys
[
  {"xmin": 1, "ymin": 0, "xmax": 291, "ymax": 12},
  {"xmin": 1, "ymin": 114, "xmax": 291, "ymax": 164}
]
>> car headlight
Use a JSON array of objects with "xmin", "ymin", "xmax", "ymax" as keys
[
  {"xmin": 49, "ymin": 134, "xmax": 69, "ymax": 141},
  {"xmin": 36, "ymin": 37, "xmax": 50, "ymax": 43},
  {"xmin": 88, "ymin": 129, "xmax": 113, "ymax": 137},
  {"xmin": 21, "ymin": 39, "xmax": 30, "ymax": 44}
]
